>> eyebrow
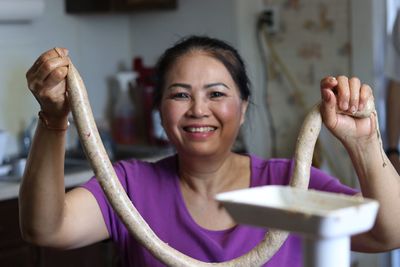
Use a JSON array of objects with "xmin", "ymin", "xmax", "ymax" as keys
[
  {"xmin": 167, "ymin": 82, "xmax": 230, "ymax": 90},
  {"xmin": 205, "ymin": 83, "xmax": 230, "ymax": 89},
  {"xmin": 167, "ymin": 83, "xmax": 191, "ymax": 90}
]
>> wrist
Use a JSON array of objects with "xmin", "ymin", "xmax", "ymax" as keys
[
  {"xmin": 38, "ymin": 111, "xmax": 69, "ymax": 131},
  {"xmin": 345, "ymin": 136, "xmax": 383, "ymax": 163}
]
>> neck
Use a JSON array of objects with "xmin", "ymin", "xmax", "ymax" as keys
[{"xmin": 177, "ymin": 152, "xmax": 241, "ymax": 196}]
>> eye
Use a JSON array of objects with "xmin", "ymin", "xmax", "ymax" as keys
[
  {"xmin": 210, "ymin": 91, "xmax": 226, "ymax": 98},
  {"xmin": 172, "ymin": 92, "xmax": 190, "ymax": 100}
]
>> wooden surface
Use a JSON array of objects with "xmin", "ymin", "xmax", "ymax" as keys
[
  {"xmin": 0, "ymin": 195, "xmax": 120, "ymax": 267},
  {"xmin": 65, "ymin": 0, "xmax": 177, "ymax": 13}
]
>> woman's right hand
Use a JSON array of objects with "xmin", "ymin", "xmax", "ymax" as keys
[{"xmin": 26, "ymin": 48, "xmax": 70, "ymax": 119}]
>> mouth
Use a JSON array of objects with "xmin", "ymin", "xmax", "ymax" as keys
[{"xmin": 183, "ymin": 126, "xmax": 217, "ymax": 133}]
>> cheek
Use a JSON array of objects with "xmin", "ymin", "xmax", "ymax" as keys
[
  {"xmin": 216, "ymin": 101, "xmax": 244, "ymax": 122},
  {"xmin": 160, "ymin": 102, "xmax": 182, "ymax": 129}
]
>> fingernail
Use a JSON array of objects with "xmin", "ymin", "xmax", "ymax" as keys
[
  {"xmin": 350, "ymin": 105, "xmax": 356, "ymax": 114},
  {"xmin": 53, "ymin": 47, "xmax": 62, "ymax": 57},
  {"xmin": 359, "ymin": 103, "xmax": 364, "ymax": 110},
  {"xmin": 329, "ymin": 77, "xmax": 336, "ymax": 82},
  {"xmin": 341, "ymin": 102, "xmax": 348, "ymax": 110}
]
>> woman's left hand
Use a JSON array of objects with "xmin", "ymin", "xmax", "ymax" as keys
[{"xmin": 320, "ymin": 76, "xmax": 376, "ymax": 147}]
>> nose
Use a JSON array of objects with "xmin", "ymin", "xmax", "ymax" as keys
[{"xmin": 186, "ymin": 96, "xmax": 209, "ymax": 118}]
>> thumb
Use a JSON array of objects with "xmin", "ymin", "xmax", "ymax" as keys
[{"xmin": 320, "ymin": 88, "xmax": 338, "ymax": 130}]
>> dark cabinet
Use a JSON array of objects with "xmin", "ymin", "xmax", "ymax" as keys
[
  {"xmin": 39, "ymin": 242, "xmax": 119, "ymax": 267},
  {"xmin": 0, "ymin": 198, "xmax": 37, "ymax": 267},
  {"xmin": 0, "ymin": 198, "xmax": 119, "ymax": 267},
  {"xmin": 66, "ymin": 0, "xmax": 177, "ymax": 14},
  {"xmin": 0, "ymin": 246, "xmax": 37, "ymax": 267}
]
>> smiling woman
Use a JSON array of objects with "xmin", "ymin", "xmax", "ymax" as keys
[{"xmin": 19, "ymin": 35, "xmax": 400, "ymax": 267}]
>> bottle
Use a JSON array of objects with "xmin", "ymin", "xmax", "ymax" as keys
[
  {"xmin": 133, "ymin": 57, "xmax": 162, "ymax": 145},
  {"xmin": 111, "ymin": 72, "xmax": 137, "ymax": 145}
]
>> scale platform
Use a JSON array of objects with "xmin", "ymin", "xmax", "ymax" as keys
[{"xmin": 216, "ymin": 185, "xmax": 379, "ymax": 267}]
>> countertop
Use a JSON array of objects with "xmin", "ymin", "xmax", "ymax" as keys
[
  {"xmin": 0, "ymin": 146, "xmax": 174, "ymax": 202},
  {"xmin": 0, "ymin": 169, "xmax": 94, "ymax": 201}
]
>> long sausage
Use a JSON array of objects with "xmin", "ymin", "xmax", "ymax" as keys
[{"xmin": 66, "ymin": 60, "xmax": 379, "ymax": 267}]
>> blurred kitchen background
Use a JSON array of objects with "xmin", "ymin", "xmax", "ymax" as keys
[{"xmin": 0, "ymin": 0, "xmax": 398, "ymax": 266}]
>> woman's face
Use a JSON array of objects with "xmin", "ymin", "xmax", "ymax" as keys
[{"xmin": 160, "ymin": 51, "xmax": 248, "ymax": 157}]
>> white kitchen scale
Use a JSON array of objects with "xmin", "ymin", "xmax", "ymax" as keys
[{"xmin": 216, "ymin": 185, "xmax": 379, "ymax": 267}]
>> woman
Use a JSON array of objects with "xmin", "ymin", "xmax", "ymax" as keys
[{"xmin": 20, "ymin": 36, "xmax": 400, "ymax": 266}]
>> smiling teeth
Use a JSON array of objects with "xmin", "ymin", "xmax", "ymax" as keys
[{"xmin": 186, "ymin": 127, "xmax": 215, "ymax": 133}]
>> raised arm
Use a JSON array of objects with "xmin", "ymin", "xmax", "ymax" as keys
[
  {"xmin": 19, "ymin": 48, "xmax": 108, "ymax": 249},
  {"xmin": 320, "ymin": 76, "xmax": 400, "ymax": 252}
]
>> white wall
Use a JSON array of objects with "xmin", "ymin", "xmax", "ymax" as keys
[
  {"xmin": 233, "ymin": 0, "xmax": 273, "ymax": 158},
  {"xmin": 351, "ymin": 0, "xmax": 386, "ymax": 92},
  {"xmin": 351, "ymin": 0, "xmax": 386, "ymax": 123},
  {"xmin": 0, "ymin": 0, "xmax": 133, "ymax": 155},
  {"xmin": 128, "ymin": 0, "xmax": 237, "ymax": 66}
]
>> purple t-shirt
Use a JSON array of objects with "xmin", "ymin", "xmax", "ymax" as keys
[{"xmin": 81, "ymin": 154, "xmax": 358, "ymax": 267}]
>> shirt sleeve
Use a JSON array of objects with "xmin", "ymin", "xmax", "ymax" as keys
[
  {"xmin": 80, "ymin": 161, "xmax": 128, "ymax": 241},
  {"xmin": 308, "ymin": 166, "xmax": 359, "ymax": 195}
]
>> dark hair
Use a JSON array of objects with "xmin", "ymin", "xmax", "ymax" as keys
[{"xmin": 153, "ymin": 35, "xmax": 251, "ymax": 107}]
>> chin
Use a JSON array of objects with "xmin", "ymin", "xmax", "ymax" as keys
[{"xmin": 179, "ymin": 145, "xmax": 231, "ymax": 159}]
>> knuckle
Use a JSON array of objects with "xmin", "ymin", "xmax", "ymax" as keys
[
  {"xmin": 52, "ymin": 67, "xmax": 67, "ymax": 80},
  {"xmin": 349, "ymin": 76, "xmax": 360, "ymax": 84},
  {"xmin": 29, "ymin": 80, "xmax": 42, "ymax": 91},
  {"xmin": 36, "ymin": 54, "xmax": 48, "ymax": 66},
  {"xmin": 342, "ymin": 91, "xmax": 350, "ymax": 99},
  {"xmin": 25, "ymin": 70, "xmax": 31, "ymax": 80},
  {"xmin": 27, "ymin": 82, "xmax": 35, "ymax": 91},
  {"xmin": 41, "ymin": 61, "xmax": 54, "ymax": 73},
  {"xmin": 36, "ymin": 90, "xmax": 46, "ymax": 99},
  {"xmin": 37, "ymin": 90, "xmax": 53, "ymax": 102}
]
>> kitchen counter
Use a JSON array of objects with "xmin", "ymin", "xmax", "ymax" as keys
[
  {"xmin": 0, "ymin": 169, "xmax": 94, "ymax": 201},
  {"xmin": 0, "ymin": 145, "xmax": 174, "ymax": 202}
]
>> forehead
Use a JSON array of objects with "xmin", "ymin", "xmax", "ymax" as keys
[{"xmin": 166, "ymin": 51, "xmax": 232, "ymax": 79}]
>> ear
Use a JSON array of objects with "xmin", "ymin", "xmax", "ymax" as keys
[{"xmin": 239, "ymin": 100, "xmax": 249, "ymax": 125}]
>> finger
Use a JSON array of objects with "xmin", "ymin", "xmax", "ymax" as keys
[
  {"xmin": 34, "ymin": 56, "xmax": 70, "ymax": 82},
  {"xmin": 359, "ymin": 83, "xmax": 373, "ymax": 111},
  {"xmin": 320, "ymin": 76, "xmax": 338, "ymax": 90},
  {"xmin": 32, "ymin": 47, "xmax": 69, "ymax": 68},
  {"xmin": 348, "ymin": 77, "xmax": 361, "ymax": 114},
  {"xmin": 26, "ymin": 48, "xmax": 69, "ymax": 83},
  {"xmin": 320, "ymin": 88, "xmax": 338, "ymax": 130},
  {"xmin": 36, "ymin": 82, "xmax": 68, "ymax": 111},
  {"xmin": 27, "ymin": 56, "xmax": 70, "ymax": 91},
  {"xmin": 42, "ymin": 66, "xmax": 69, "ymax": 89},
  {"xmin": 36, "ymin": 68, "xmax": 68, "ymax": 104},
  {"xmin": 336, "ymin": 75, "xmax": 350, "ymax": 111},
  {"xmin": 53, "ymin": 47, "xmax": 66, "ymax": 58}
]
